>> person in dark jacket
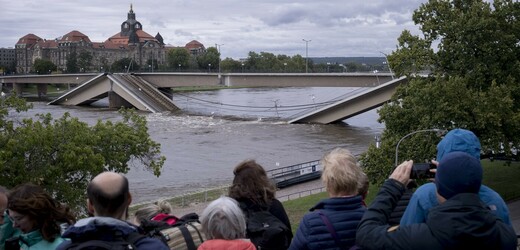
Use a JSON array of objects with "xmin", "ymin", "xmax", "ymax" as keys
[
  {"xmin": 356, "ymin": 151, "xmax": 517, "ymax": 249},
  {"xmin": 228, "ymin": 159, "xmax": 292, "ymax": 249},
  {"xmin": 289, "ymin": 148, "xmax": 366, "ymax": 250},
  {"xmin": 57, "ymin": 172, "xmax": 169, "ymax": 250}
]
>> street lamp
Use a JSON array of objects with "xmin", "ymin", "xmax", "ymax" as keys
[
  {"xmin": 148, "ymin": 64, "xmax": 152, "ymax": 72},
  {"xmin": 283, "ymin": 62, "xmax": 287, "ymax": 73},
  {"xmin": 302, "ymin": 39, "xmax": 311, "ymax": 73},
  {"xmin": 149, "ymin": 43, "xmax": 155, "ymax": 73},
  {"xmin": 394, "ymin": 129, "xmax": 447, "ymax": 167},
  {"xmin": 327, "ymin": 62, "xmax": 331, "ymax": 73},
  {"xmin": 215, "ymin": 43, "xmax": 224, "ymax": 74},
  {"xmin": 178, "ymin": 64, "xmax": 181, "ymax": 72},
  {"xmin": 241, "ymin": 63, "xmax": 244, "ymax": 73},
  {"xmin": 208, "ymin": 63, "xmax": 211, "ymax": 73},
  {"xmin": 380, "ymin": 51, "xmax": 395, "ymax": 80}
]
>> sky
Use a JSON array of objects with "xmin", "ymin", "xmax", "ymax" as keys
[{"xmin": 0, "ymin": 0, "xmax": 429, "ymax": 59}]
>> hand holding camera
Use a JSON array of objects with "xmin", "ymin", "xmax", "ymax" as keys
[{"xmin": 410, "ymin": 160, "xmax": 438, "ymax": 180}]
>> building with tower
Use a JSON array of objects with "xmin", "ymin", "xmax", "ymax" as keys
[{"xmin": 15, "ymin": 5, "xmax": 205, "ymax": 73}]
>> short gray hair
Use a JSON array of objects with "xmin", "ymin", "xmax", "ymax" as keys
[{"xmin": 201, "ymin": 196, "xmax": 247, "ymax": 240}]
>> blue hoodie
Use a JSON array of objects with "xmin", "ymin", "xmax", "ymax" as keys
[
  {"xmin": 400, "ymin": 128, "xmax": 512, "ymax": 226},
  {"xmin": 56, "ymin": 217, "xmax": 169, "ymax": 250}
]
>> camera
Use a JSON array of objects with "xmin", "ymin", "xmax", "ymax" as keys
[{"xmin": 410, "ymin": 163, "xmax": 436, "ymax": 179}]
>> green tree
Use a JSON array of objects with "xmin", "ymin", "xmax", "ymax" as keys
[
  {"xmin": 33, "ymin": 59, "xmax": 56, "ymax": 74},
  {"xmin": 66, "ymin": 52, "xmax": 78, "ymax": 73},
  {"xmin": 112, "ymin": 58, "xmax": 139, "ymax": 72},
  {"xmin": 77, "ymin": 51, "xmax": 93, "ymax": 72},
  {"xmin": 197, "ymin": 47, "xmax": 219, "ymax": 71},
  {"xmin": 0, "ymin": 96, "xmax": 165, "ymax": 214},
  {"xmin": 220, "ymin": 58, "xmax": 242, "ymax": 73},
  {"xmin": 361, "ymin": 0, "xmax": 520, "ymax": 185},
  {"xmin": 167, "ymin": 48, "xmax": 190, "ymax": 71}
]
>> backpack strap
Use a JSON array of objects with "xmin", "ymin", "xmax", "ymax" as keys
[
  {"xmin": 178, "ymin": 225, "xmax": 197, "ymax": 250},
  {"xmin": 126, "ymin": 231, "xmax": 147, "ymax": 247},
  {"xmin": 318, "ymin": 211, "xmax": 343, "ymax": 249}
]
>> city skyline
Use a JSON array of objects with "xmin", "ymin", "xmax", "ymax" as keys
[{"xmin": 1, "ymin": 0, "xmax": 428, "ymax": 59}]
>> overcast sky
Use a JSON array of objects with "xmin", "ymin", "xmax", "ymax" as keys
[{"xmin": 0, "ymin": 0, "xmax": 428, "ymax": 59}]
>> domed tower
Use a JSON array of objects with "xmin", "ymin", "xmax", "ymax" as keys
[{"xmin": 120, "ymin": 4, "xmax": 142, "ymax": 37}]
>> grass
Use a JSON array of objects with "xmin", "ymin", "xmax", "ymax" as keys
[{"xmin": 282, "ymin": 159, "xmax": 520, "ymax": 233}]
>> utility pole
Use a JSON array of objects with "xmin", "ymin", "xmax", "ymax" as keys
[
  {"xmin": 215, "ymin": 43, "xmax": 224, "ymax": 74},
  {"xmin": 302, "ymin": 39, "xmax": 311, "ymax": 73}
]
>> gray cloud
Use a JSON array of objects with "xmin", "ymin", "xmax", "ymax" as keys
[{"xmin": 0, "ymin": 0, "xmax": 428, "ymax": 58}]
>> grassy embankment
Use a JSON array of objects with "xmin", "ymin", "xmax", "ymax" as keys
[{"xmin": 283, "ymin": 160, "xmax": 520, "ymax": 232}]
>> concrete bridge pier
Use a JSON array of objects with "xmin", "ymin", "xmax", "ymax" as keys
[
  {"xmin": 13, "ymin": 83, "xmax": 23, "ymax": 97},
  {"xmin": 108, "ymin": 91, "xmax": 133, "ymax": 109},
  {"xmin": 37, "ymin": 84, "xmax": 47, "ymax": 98}
]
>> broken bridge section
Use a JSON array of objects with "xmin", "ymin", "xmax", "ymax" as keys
[{"xmin": 48, "ymin": 73, "xmax": 179, "ymax": 113}]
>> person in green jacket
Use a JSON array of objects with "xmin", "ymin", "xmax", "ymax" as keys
[
  {"xmin": 0, "ymin": 186, "xmax": 20, "ymax": 250},
  {"xmin": 6, "ymin": 184, "xmax": 75, "ymax": 250}
]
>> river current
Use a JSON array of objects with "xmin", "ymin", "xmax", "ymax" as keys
[{"xmin": 17, "ymin": 87, "xmax": 385, "ymax": 203}]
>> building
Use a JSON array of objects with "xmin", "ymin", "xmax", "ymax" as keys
[
  {"xmin": 15, "ymin": 5, "xmax": 205, "ymax": 73},
  {"xmin": 0, "ymin": 47, "xmax": 16, "ymax": 74}
]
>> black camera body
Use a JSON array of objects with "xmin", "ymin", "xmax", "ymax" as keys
[{"xmin": 410, "ymin": 163, "xmax": 436, "ymax": 179}]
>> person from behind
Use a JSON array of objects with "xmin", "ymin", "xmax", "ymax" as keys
[
  {"xmin": 289, "ymin": 148, "xmax": 366, "ymax": 250},
  {"xmin": 57, "ymin": 172, "xmax": 169, "ymax": 250},
  {"xmin": 357, "ymin": 172, "xmax": 369, "ymax": 207},
  {"xmin": 228, "ymin": 159, "xmax": 293, "ymax": 249},
  {"xmin": 198, "ymin": 196, "xmax": 256, "ymax": 250},
  {"xmin": 0, "ymin": 186, "xmax": 20, "ymax": 250},
  {"xmin": 6, "ymin": 183, "xmax": 75, "ymax": 250},
  {"xmin": 356, "ymin": 151, "xmax": 517, "ymax": 249},
  {"xmin": 400, "ymin": 128, "xmax": 512, "ymax": 226},
  {"xmin": 133, "ymin": 199, "xmax": 177, "ymax": 226}
]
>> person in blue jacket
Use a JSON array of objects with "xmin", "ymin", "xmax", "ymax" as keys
[
  {"xmin": 289, "ymin": 148, "xmax": 366, "ymax": 250},
  {"xmin": 357, "ymin": 152, "xmax": 517, "ymax": 249},
  {"xmin": 57, "ymin": 172, "xmax": 169, "ymax": 250},
  {"xmin": 400, "ymin": 128, "xmax": 512, "ymax": 226}
]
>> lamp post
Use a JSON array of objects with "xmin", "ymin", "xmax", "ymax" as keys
[
  {"xmin": 241, "ymin": 63, "xmax": 244, "ymax": 73},
  {"xmin": 380, "ymin": 51, "xmax": 394, "ymax": 80},
  {"xmin": 302, "ymin": 39, "xmax": 311, "ymax": 73},
  {"xmin": 327, "ymin": 62, "xmax": 331, "ymax": 73},
  {"xmin": 394, "ymin": 129, "xmax": 447, "ymax": 167},
  {"xmin": 283, "ymin": 62, "xmax": 287, "ymax": 73},
  {"xmin": 149, "ymin": 43, "xmax": 155, "ymax": 73},
  {"xmin": 208, "ymin": 63, "xmax": 211, "ymax": 73},
  {"xmin": 178, "ymin": 64, "xmax": 181, "ymax": 72},
  {"xmin": 215, "ymin": 43, "xmax": 224, "ymax": 74}
]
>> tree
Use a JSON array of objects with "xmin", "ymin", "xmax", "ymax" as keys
[
  {"xmin": 361, "ymin": 0, "xmax": 520, "ymax": 185},
  {"xmin": 66, "ymin": 52, "xmax": 78, "ymax": 73},
  {"xmin": 166, "ymin": 48, "xmax": 190, "ymax": 71},
  {"xmin": 77, "ymin": 51, "xmax": 93, "ymax": 72},
  {"xmin": 111, "ymin": 58, "xmax": 139, "ymax": 72},
  {"xmin": 197, "ymin": 47, "xmax": 219, "ymax": 71},
  {"xmin": 0, "ymin": 96, "xmax": 165, "ymax": 214},
  {"xmin": 33, "ymin": 59, "xmax": 56, "ymax": 74}
]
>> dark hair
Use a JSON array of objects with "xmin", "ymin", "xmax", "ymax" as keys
[
  {"xmin": 87, "ymin": 175, "xmax": 129, "ymax": 217},
  {"xmin": 7, "ymin": 183, "xmax": 75, "ymax": 241},
  {"xmin": 228, "ymin": 159, "xmax": 276, "ymax": 206}
]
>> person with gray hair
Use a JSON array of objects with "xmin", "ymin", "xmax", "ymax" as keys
[
  {"xmin": 198, "ymin": 196, "xmax": 256, "ymax": 250},
  {"xmin": 289, "ymin": 147, "xmax": 367, "ymax": 250}
]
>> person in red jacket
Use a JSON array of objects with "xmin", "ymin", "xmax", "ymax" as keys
[{"xmin": 199, "ymin": 196, "xmax": 256, "ymax": 250}]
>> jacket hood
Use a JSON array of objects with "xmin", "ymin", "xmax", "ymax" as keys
[
  {"xmin": 427, "ymin": 193, "xmax": 515, "ymax": 249},
  {"xmin": 62, "ymin": 217, "xmax": 137, "ymax": 240},
  {"xmin": 436, "ymin": 128, "xmax": 481, "ymax": 161}
]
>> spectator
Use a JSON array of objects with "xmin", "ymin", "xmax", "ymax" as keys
[
  {"xmin": 133, "ymin": 199, "xmax": 177, "ymax": 226},
  {"xmin": 356, "ymin": 152, "xmax": 517, "ymax": 249},
  {"xmin": 228, "ymin": 159, "xmax": 292, "ymax": 249},
  {"xmin": 289, "ymin": 148, "xmax": 366, "ymax": 250},
  {"xmin": 6, "ymin": 183, "xmax": 75, "ymax": 250},
  {"xmin": 57, "ymin": 172, "xmax": 169, "ymax": 250},
  {"xmin": 0, "ymin": 186, "xmax": 20, "ymax": 250},
  {"xmin": 198, "ymin": 196, "xmax": 255, "ymax": 250},
  {"xmin": 400, "ymin": 128, "xmax": 511, "ymax": 226}
]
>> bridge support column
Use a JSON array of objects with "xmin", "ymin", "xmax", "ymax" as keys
[
  {"xmin": 158, "ymin": 87, "xmax": 173, "ymax": 100},
  {"xmin": 108, "ymin": 91, "xmax": 133, "ymax": 109},
  {"xmin": 37, "ymin": 84, "xmax": 47, "ymax": 98},
  {"xmin": 13, "ymin": 83, "xmax": 23, "ymax": 97}
]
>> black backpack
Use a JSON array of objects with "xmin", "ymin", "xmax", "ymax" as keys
[
  {"xmin": 138, "ymin": 213, "xmax": 205, "ymax": 250},
  {"xmin": 240, "ymin": 202, "xmax": 292, "ymax": 250},
  {"xmin": 63, "ymin": 231, "xmax": 146, "ymax": 250}
]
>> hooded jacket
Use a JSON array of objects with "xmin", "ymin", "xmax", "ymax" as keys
[
  {"xmin": 356, "ymin": 179, "xmax": 517, "ymax": 250},
  {"xmin": 289, "ymin": 195, "xmax": 366, "ymax": 250},
  {"xmin": 56, "ymin": 217, "xmax": 169, "ymax": 250}
]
